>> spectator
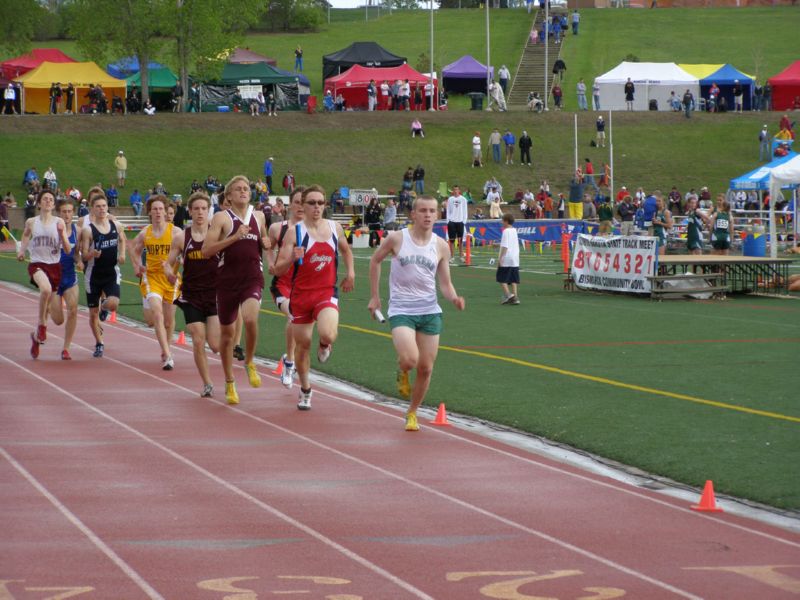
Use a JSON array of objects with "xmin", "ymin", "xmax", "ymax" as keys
[
  {"xmin": 489, "ymin": 81, "xmax": 507, "ymax": 112},
  {"xmin": 3, "ymin": 83, "xmax": 18, "ymax": 115},
  {"xmin": 483, "ymin": 177, "xmax": 503, "ymax": 198},
  {"xmin": 733, "ymin": 79, "xmax": 743, "ymax": 113},
  {"xmin": 617, "ymin": 194, "xmax": 635, "ymax": 235},
  {"xmin": 527, "ymin": 91, "xmax": 543, "ymax": 113},
  {"xmin": 598, "ymin": 197, "xmax": 613, "ymax": 235},
  {"xmin": 365, "ymin": 197, "xmax": 383, "ymax": 247},
  {"xmin": 43, "ymin": 166, "xmax": 57, "ymax": 191},
  {"xmin": 0, "ymin": 196, "xmax": 9, "ymax": 241},
  {"xmin": 323, "ymin": 90, "xmax": 334, "ymax": 112},
  {"xmin": 413, "ymin": 85, "xmax": 423, "ymax": 110},
  {"xmin": 557, "ymin": 193, "xmax": 566, "ymax": 219},
  {"xmin": 126, "ymin": 87, "xmax": 141, "ymax": 113},
  {"xmin": 488, "ymin": 128, "xmax": 503, "ymax": 164},
  {"xmin": 105, "ymin": 184, "xmax": 119, "ymax": 208},
  {"xmin": 496, "ymin": 213, "xmax": 520, "ymax": 305},
  {"xmin": 188, "ymin": 83, "xmax": 200, "ymax": 112},
  {"xmin": 334, "ymin": 92, "xmax": 345, "ymax": 112},
  {"xmin": 294, "ymin": 45, "xmax": 303, "ymax": 71},
  {"xmin": 582, "ymin": 193, "xmax": 597, "ymax": 221},
  {"xmin": 592, "ymin": 78, "xmax": 600, "ymax": 111},
  {"xmin": 413, "ymin": 164, "xmax": 425, "ymax": 195},
  {"xmin": 699, "ymin": 186, "xmax": 712, "ymax": 210},
  {"xmin": 583, "ymin": 158, "xmax": 599, "ymax": 192},
  {"xmin": 282, "ymin": 170, "xmax": 295, "ymax": 193},
  {"xmin": 263, "ymin": 157, "xmax": 274, "ymax": 193},
  {"xmin": 552, "ymin": 84, "xmax": 563, "ymax": 110},
  {"xmin": 411, "ymin": 118, "xmax": 424, "ymax": 138},
  {"xmin": 114, "ymin": 150, "xmax": 127, "ymax": 188},
  {"xmin": 571, "ymin": 9, "xmax": 580, "ymax": 34},
  {"xmin": 668, "ymin": 186, "xmax": 682, "ymax": 215},
  {"xmin": 367, "ymin": 79, "xmax": 377, "ymax": 111},
  {"xmin": 568, "ymin": 174, "xmax": 584, "ymax": 219},
  {"xmin": 330, "ymin": 187, "xmax": 344, "ymax": 213},
  {"xmin": 519, "ymin": 130, "xmax": 533, "ymax": 166},
  {"xmin": 624, "ymin": 78, "xmax": 635, "ymax": 111},
  {"xmin": 498, "ymin": 65, "xmax": 510, "ymax": 95},
  {"xmin": 488, "ymin": 186, "xmax": 503, "ymax": 219},
  {"xmin": 669, "ymin": 91, "xmax": 682, "ymax": 111},
  {"xmin": 23, "ymin": 166, "xmax": 40, "ymax": 191},
  {"xmin": 267, "ymin": 92, "xmax": 277, "ymax": 116},
  {"xmin": 763, "ymin": 82, "xmax": 772, "ymax": 111},
  {"xmin": 595, "ymin": 115, "xmax": 606, "ymax": 147},
  {"xmin": 383, "ymin": 198, "xmax": 398, "ymax": 230},
  {"xmin": 170, "ymin": 82, "xmax": 183, "ymax": 112},
  {"xmin": 576, "ymin": 78, "xmax": 588, "ymax": 111},
  {"xmin": 143, "ymin": 100, "xmax": 156, "ymax": 115},
  {"xmin": 553, "ymin": 58, "xmax": 567, "ymax": 83},
  {"xmin": 471, "ymin": 131, "xmax": 483, "ymax": 168},
  {"xmin": 473, "ymin": 207, "xmax": 485, "ymax": 219},
  {"xmin": 682, "ymin": 89, "xmax": 694, "ymax": 118},
  {"xmin": 759, "ymin": 124, "xmax": 770, "ymax": 162},
  {"xmin": 502, "ymin": 129, "xmax": 516, "ymax": 164},
  {"xmin": 130, "ymin": 189, "xmax": 143, "ymax": 216}
]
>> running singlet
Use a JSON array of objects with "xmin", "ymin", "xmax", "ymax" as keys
[
  {"xmin": 388, "ymin": 228, "xmax": 441, "ymax": 318},
  {"xmin": 712, "ymin": 211, "xmax": 731, "ymax": 245},
  {"xmin": 143, "ymin": 223, "xmax": 175, "ymax": 276},
  {"xmin": 86, "ymin": 220, "xmax": 120, "ymax": 271},
  {"xmin": 270, "ymin": 221, "xmax": 296, "ymax": 293},
  {"xmin": 686, "ymin": 210, "xmax": 704, "ymax": 249},
  {"xmin": 216, "ymin": 208, "xmax": 264, "ymax": 288},
  {"xmin": 178, "ymin": 232, "xmax": 218, "ymax": 308},
  {"xmin": 59, "ymin": 223, "xmax": 78, "ymax": 278},
  {"xmin": 29, "ymin": 216, "xmax": 61, "ymax": 264},
  {"xmin": 652, "ymin": 210, "xmax": 667, "ymax": 245},
  {"xmin": 291, "ymin": 220, "xmax": 338, "ymax": 296}
]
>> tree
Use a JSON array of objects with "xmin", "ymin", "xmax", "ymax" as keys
[
  {"xmin": 261, "ymin": 0, "xmax": 324, "ymax": 33},
  {"xmin": 385, "ymin": 0, "xmax": 420, "ymax": 8},
  {"xmin": 69, "ymin": 0, "xmax": 168, "ymax": 103},
  {"xmin": 0, "ymin": 0, "xmax": 44, "ymax": 55},
  {"xmin": 165, "ymin": 0, "xmax": 264, "ymax": 110}
]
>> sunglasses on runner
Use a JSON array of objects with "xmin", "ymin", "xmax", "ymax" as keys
[{"xmin": 304, "ymin": 200, "xmax": 326, "ymax": 206}]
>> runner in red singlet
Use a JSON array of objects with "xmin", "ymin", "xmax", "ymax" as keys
[
  {"xmin": 203, "ymin": 175, "xmax": 271, "ymax": 405},
  {"xmin": 165, "ymin": 192, "xmax": 220, "ymax": 398},
  {"xmin": 268, "ymin": 186, "xmax": 304, "ymax": 388},
  {"xmin": 271, "ymin": 185, "xmax": 354, "ymax": 411}
]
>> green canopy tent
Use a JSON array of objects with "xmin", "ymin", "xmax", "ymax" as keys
[
  {"xmin": 201, "ymin": 62, "xmax": 301, "ymax": 111},
  {"xmin": 126, "ymin": 67, "xmax": 179, "ymax": 111}
]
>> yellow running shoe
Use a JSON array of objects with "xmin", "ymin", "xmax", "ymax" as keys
[
  {"xmin": 405, "ymin": 412, "xmax": 419, "ymax": 432},
  {"xmin": 396, "ymin": 370, "xmax": 410, "ymax": 399},
  {"xmin": 246, "ymin": 362, "xmax": 262, "ymax": 388},
  {"xmin": 225, "ymin": 381, "xmax": 239, "ymax": 405}
]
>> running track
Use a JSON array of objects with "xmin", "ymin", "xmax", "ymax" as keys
[{"xmin": 1, "ymin": 282, "xmax": 799, "ymax": 600}]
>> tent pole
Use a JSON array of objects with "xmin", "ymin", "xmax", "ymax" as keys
[
  {"xmin": 609, "ymin": 109, "xmax": 614, "ymax": 206},
  {"xmin": 486, "ymin": 0, "xmax": 491, "ymax": 101},
  {"xmin": 430, "ymin": 0, "xmax": 435, "ymax": 111},
  {"xmin": 573, "ymin": 113, "xmax": 578, "ymax": 174},
  {"xmin": 544, "ymin": 0, "xmax": 549, "ymax": 111}
]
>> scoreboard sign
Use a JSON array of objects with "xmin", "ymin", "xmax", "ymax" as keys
[{"xmin": 349, "ymin": 189, "xmax": 377, "ymax": 207}]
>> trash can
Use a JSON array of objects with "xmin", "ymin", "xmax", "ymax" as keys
[
  {"xmin": 306, "ymin": 96, "xmax": 317, "ymax": 114},
  {"xmin": 743, "ymin": 227, "xmax": 766, "ymax": 257},
  {"xmin": 467, "ymin": 92, "xmax": 485, "ymax": 111}
]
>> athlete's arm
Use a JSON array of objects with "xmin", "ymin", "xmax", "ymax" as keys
[
  {"xmin": 201, "ymin": 211, "xmax": 239, "ymax": 258},
  {"xmin": 16, "ymin": 217, "xmax": 34, "ymax": 260},
  {"xmin": 336, "ymin": 222, "xmax": 355, "ymax": 293},
  {"xmin": 663, "ymin": 209, "xmax": 673, "ymax": 230},
  {"xmin": 130, "ymin": 229, "xmax": 146, "ymax": 275},
  {"xmin": 255, "ymin": 211, "xmax": 271, "ymax": 252},
  {"xmin": 56, "ymin": 217, "xmax": 72, "ymax": 254},
  {"xmin": 164, "ymin": 229, "xmax": 185, "ymax": 284},
  {"xmin": 436, "ymin": 237, "xmax": 465, "ymax": 310},
  {"xmin": 267, "ymin": 221, "xmax": 282, "ymax": 265},
  {"xmin": 117, "ymin": 223, "xmax": 126, "ymax": 264},
  {"xmin": 271, "ymin": 226, "xmax": 299, "ymax": 277},
  {"xmin": 367, "ymin": 230, "xmax": 401, "ymax": 314}
]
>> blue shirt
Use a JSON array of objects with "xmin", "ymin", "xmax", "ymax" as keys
[
  {"xmin": 130, "ymin": 191, "xmax": 142, "ymax": 206},
  {"xmin": 643, "ymin": 195, "xmax": 658, "ymax": 224},
  {"xmin": 502, "ymin": 133, "xmax": 516, "ymax": 146},
  {"xmin": 264, "ymin": 160, "xmax": 273, "ymax": 177}
]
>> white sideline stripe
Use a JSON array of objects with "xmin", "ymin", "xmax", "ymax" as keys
[
  {"xmin": 3, "ymin": 283, "xmax": 800, "ymax": 549},
  {"xmin": 0, "ymin": 351, "xmax": 435, "ymax": 600},
  {"xmin": 0, "ymin": 446, "xmax": 165, "ymax": 600},
  {"xmin": 1, "ymin": 310, "xmax": 701, "ymax": 599}
]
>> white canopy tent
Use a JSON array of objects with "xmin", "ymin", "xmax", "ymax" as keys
[
  {"xmin": 595, "ymin": 62, "xmax": 700, "ymax": 111},
  {"xmin": 768, "ymin": 153, "xmax": 800, "ymax": 257}
]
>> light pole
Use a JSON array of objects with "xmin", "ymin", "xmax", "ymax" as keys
[
  {"xmin": 544, "ymin": 0, "xmax": 549, "ymax": 110},
  {"xmin": 429, "ymin": 0, "xmax": 436, "ymax": 110},
  {"xmin": 485, "ymin": 0, "xmax": 491, "ymax": 102}
]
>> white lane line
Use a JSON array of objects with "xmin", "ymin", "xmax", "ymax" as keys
[
  {"xmin": 0, "ymin": 351, "xmax": 436, "ymax": 600},
  {"xmin": 0, "ymin": 315, "xmax": 701, "ymax": 599},
  {"xmin": 0, "ymin": 446, "xmax": 165, "ymax": 600}
]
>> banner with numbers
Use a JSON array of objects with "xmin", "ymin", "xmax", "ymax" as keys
[
  {"xmin": 571, "ymin": 235, "xmax": 658, "ymax": 294},
  {"xmin": 349, "ymin": 189, "xmax": 377, "ymax": 207}
]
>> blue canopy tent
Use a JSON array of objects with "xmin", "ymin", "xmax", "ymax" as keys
[
  {"xmin": 272, "ymin": 66, "xmax": 311, "ymax": 105},
  {"xmin": 730, "ymin": 152, "xmax": 799, "ymax": 191},
  {"xmin": 107, "ymin": 56, "xmax": 168, "ymax": 79},
  {"xmin": 700, "ymin": 64, "xmax": 754, "ymax": 111}
]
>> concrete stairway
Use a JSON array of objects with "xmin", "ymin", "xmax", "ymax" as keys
[{"xmin": 507, "ymin": 10, "xmax": 564, "ymax": 108}]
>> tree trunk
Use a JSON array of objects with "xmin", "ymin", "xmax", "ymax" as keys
[{"xmin": 139, "ymin": 50, "xmax": 150, "ymax": 104}]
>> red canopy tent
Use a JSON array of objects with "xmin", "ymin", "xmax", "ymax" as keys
[
  {"xmin": 323, "ymin": 63, "xmax": 436, "ymax": 110},
  {"xmin": 1, "ymin": 48, "xmax": 76, "ymax": 80},
  {"xmin": 768, "ymin": 60, "xmax": 800, "ymax": 111}
]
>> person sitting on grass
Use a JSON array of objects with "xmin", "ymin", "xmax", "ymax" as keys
[{"xmin": 411, "ymin": 118, "xmax": 424, "ymax": 138}]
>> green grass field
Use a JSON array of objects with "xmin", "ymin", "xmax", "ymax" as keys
[{"xmin": 1, "ymin": 247, "xmax": 798, "ymax": 510}]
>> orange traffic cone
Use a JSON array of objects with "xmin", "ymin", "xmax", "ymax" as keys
[
  {"xmin": 271, "ymin": 359, "xmax": 284, "ymax": 376},
  {"xmin": 464, "ymin": 234, "xmax": 472, "ymax": 266},
  {"xmin": 176, "ymin": 331, "xmax": 186, "ymax": 346},
  {"xmin": 109, "ymin": 310, "xmax": 117, "ymax": 324},
  {"xmin": 430, "ymin": 403, "xmax": 452, "ymax": 426},
  {"xmin": 691, "ymin": 480, "xmax": 723, "ymax": 513}
]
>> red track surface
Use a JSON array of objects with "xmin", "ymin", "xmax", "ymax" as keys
[{"xmin": 1, "ymin": 282, "xmax": 799, "ymax": 600}]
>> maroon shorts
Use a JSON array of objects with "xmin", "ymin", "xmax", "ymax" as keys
[
  {"xmin": 28, "ymin": 262, "xmax": 62, "ymax": 291},
  {"xmin": 289, "ymin": 289, "xmax": 338, "ymax": 325},
  {"xmin": 216, "ymin": 280, "xmax": 263, "ymax": 326}
]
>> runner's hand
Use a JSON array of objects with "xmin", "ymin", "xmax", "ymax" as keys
[
  {"xmin": 237, "ymin": 224, "xmax": 250, "ymax": 240},
  {"xmin": 341, "ymin": 275, "xmax": 354, "ymax": 293}
]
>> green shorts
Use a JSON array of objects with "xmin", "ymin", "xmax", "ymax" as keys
[{"xmin": 389, "ymin": 313, "xmax": 443, "ymax": 335}]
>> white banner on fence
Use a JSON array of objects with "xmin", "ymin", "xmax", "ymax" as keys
[
  {"xmin": 571, "ymin": 235, "xmax": 658, "ymax": 294},
  {"xmin": 349, "ymin": 188, "xmax": 378, "ymax": 207}
]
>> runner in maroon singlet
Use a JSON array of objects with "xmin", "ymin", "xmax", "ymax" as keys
[
  {"xmin": 268, "ymin": 186, "xmax": 304, "ymax": 388},
  {"xmin": 165, "ymin": 192, "xmax": 220, "ymax": 398},
  {"xmin": 203, "ymin": 175, "xmax": 271, "ymax": 405},
  {"xmin": 271, "ymin": 185, "xmax": 354, "ymax": 411}
]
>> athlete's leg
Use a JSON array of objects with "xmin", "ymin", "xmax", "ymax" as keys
[
  {"xmin": 239, "ymin": 297, "xmax": 260, "ymax": 364},
  {"xmin": 291, "ymin": 322, "xmax": 315, "ymax": 389},
  {"xmin": 162, "ymin": 300, "xmax": 176, "ymax": 347},
  {"xmin": 62, "ymin": 285, "xmax": 79, "ymax": 351},
  {"xmin": 409, "ymin": 332, "xmax": 440, "ymax": 414},
  {"xmin": 315, "ymin": 306, "xmax": 339, "ymax": 349},
  {"xmin": 393, "ymin": 326, "xmax": 419, "ymax": 373},
  {"xmin": 186, "ymin": 320, "xmax": 211, "ymax": 387},
  {"xmin": 205, "ymin": 315, "xmax": 221, "ymax": 354},
  {"xmin": 279, "ymin": 300, "xmax": 295, "ymax": 362},
  {"xmin": 219, "ymin": 322, "xmax": 236, "ymax": 382},
  {"xmin": 49, "ymin": 290, "xmax": 65, "ymax": 326},
  {"xmin": 32, "ymin": 270, "xmax": 53, "ymax": 330},
  {"xmin": 89, "ymin": 307, "xmax": 103, "ymax": 344},
  {"xmin": 146, "ymin": 294, "xmax": 171, "ymax": 358}
]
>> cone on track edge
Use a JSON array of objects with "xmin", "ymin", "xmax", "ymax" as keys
[
  {"xmin": 465, "ymin": 234, "xmax": 472, "ymax": 266},
  {"xmin": 271, "ymin": 360, "xmax": 284, "ymax": 376},
  {"xmin": 109, "ymin": 311, "xmax": 117, "ymax": 324},
  {"xmin": 430, "ymin": 403, "xmax": 452, "ymax": 426},
  {"xmin": 691, "ymin": 480, "xmax": 723, "ymax": 513},
  {"xmin": 177, "ymin": 331, "xmax": 186, "ymax": 346}
]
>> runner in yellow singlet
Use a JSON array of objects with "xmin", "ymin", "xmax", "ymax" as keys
[{"xmin": 131, "ymin": 195, "xmax": 181, "ymax": 370}]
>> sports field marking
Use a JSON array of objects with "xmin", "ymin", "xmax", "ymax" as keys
[
  {"xmin": 0, "ymin": 335, "xmax": 704, "ymax": 599},
  {"xmin": 4, "ymin": 292, "xmax": 799, "ymax": 551},
  {"xmin": 455, "ymin": 337, "xmax": 800, "ymax": 350},
  {"xmin": 0, "ymin": 447, "xmax": 165, "ymax": 600}
]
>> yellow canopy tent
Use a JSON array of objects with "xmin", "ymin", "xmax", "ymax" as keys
[
  {"xmin": 15, "ymin": 61, "xmax": 126, "ymax": 114},
  {"xmin": 678, "ymin": 64, "xmax": 724, "ymax": 79}
]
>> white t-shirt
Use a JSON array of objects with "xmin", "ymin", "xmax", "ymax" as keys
[
  {"xmin": 500, "ymin": 226, "xmax": 519, "ymax": 268},
  {"xmin": 472, "ymin": 136, "xmax": 481, "ymax": 151},
  {"xmin": 446, "ymin": 194, "xmax": 468, "ymax": 223}
]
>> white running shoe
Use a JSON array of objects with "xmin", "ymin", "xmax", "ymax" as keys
[
  {"xmin": 297, "ymin": 388, "xmax": 312, "ymax": 411},
  {"xmin": 280, "ymin": 357, "xmax": 295, "ymax": 388},
  {"xmin": 317, "ymin": 344, "xmax": 332, "ymax": 364},
  {"xmin": 162, "ymin": 355, "xmax": 174, "ymax": 371}
]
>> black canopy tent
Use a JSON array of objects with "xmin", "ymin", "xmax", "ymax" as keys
[{"xmin": 322, "ymin": 42, "xmax": 406, "ymax": 82}]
